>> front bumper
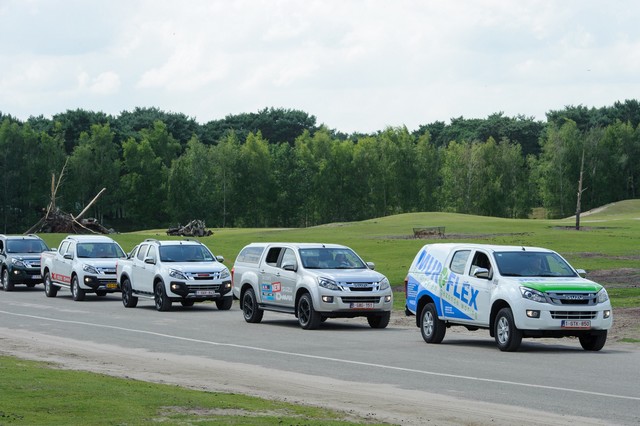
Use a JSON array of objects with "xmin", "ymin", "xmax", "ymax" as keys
[
  {"xmin": 513, "ymin": 300, "xmax": 613, "ymax": 336},
  {"xmin": 168, "ymin": 280, "xmax": 233, "ymax": 300},
  {"xmin": 315, "ymin": 290, "xmax": 393, "ymax": 317},
  {"xmin": 8, "ymin": 267, "xmax": 43, "ymax": 284},
  {"xmin": 83, "ymin": 275, "xmax": 120, "ymax": 292}
]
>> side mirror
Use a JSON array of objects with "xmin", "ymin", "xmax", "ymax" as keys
[
  {"xmin": 144, "ymin": 257, "xmax": 156, "ymax": 265},
  {"xmin": 576, "ymin": 268, "xmax": 587, "ymax": 278},
  {"xmin": 366, "ymin": 262, "xmax": 375, "ymax": 270},
  {"xmin": 282, "ymin": 262, "xmax": 297, "ymax": 272},
  {"xmin": 63, "ymin": 253, "xmax": 73, "ymax": 260},
  {"xmin": 216, "ymin": 255, "xmax": 225, "ymax": 263},
  {"xmin": 472, "ymin": 267, "xmax": 490, "ymax": 279}
]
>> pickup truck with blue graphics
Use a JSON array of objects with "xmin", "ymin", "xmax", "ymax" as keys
[{"xmin": 405, "ymin": 243, "xmax": 613, "ymax": 351}]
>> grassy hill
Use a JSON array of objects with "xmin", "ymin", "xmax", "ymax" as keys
[{"xmin": 37, "ymin": 200, "xmax": 640, "ymax": 287}]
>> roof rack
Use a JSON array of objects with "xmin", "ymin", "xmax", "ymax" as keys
[{"xmin": 144, "ymin": 238, "xmax": 161, "ymax": 245}]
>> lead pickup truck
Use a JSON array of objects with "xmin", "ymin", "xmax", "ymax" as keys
[
  {"xmin": 232, "ymin": 242, "xmax": 393, "ymax": 329},
  {"xmin": 405, "ymin": 243, "xmax": 613, "ymax": 351},
  {"xmin": 41, "ymin": 235, "xmax": 126, "ymax": 300},
  {"xmin": 116, "ymin": 239, "xmax": 232, "ymax": 311}
]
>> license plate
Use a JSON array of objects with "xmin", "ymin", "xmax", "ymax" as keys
[
  {"xmin": 350, "ymin": 302, "xmax": 374, "ymax": 309},
  {"xmin": 31, "ymin": 275, "xmax": 41, "ymax": 279},
  {"xmin": 561, "ymin": 320, "xmax": 591, "ymax": 329},
  {"xmin": 196, "ymin": 290, "xmax": 216, "ymax": 296},
  {"xmin": 106, "ymin": 283, "xmax": 118, "ymax": 289}
]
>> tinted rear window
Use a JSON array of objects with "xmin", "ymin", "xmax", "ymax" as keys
[{"xmin": 236, "ymin": 246, "xmax": 264, "ymax": 264}]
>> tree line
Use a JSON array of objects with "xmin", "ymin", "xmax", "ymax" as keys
[{"xmin": 1, "ymin": 101, "xmax": 640, "ymax": 233}]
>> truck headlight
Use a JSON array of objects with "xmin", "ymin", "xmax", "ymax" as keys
[
  {"xmin": 318, "ymin": 277, "xmax": 340, "ymax": 291},
  {"xmin": 169, "ymin": 269, "xmax": 187, "ymax": 280},
  {"xmin": 597, "ymin": 288, "xmax": 609, "ymax": 304},
  {"xmin": 378, "ymin": 277, "xmax": 390, "ymax": 291},
  {"xmin": 82, "ymin": 264, "xmax": 99, "ymax": 275},
  {"xmin": 11, "ymin": 258, "xmax": 26, "ymax": 268},
  {"xmin": 520, "ymin": 286, "xmax": 547, "ymax": 303},
  {"xmin": 220, "ymin": 269, "xmax": 230, "ymax": 280}
]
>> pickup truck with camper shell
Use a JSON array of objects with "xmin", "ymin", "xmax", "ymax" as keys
[
  {"xmin": 0, "ymin": 234, "xmax": 50, "ymax": 291},
  {"xmin": 116, "ymin": 239, "xmax": 232, "ymax": 311},
  {"xmin": 41, "ymin": 235, "xmax": 125, "ymax": 300},
  {"xmin": 232, "ymin": 242, "xmax": 393, "ymax": 329},
  {"xmin": 405, "ymin": 243, "xmax": 613, "ymax": 351}
]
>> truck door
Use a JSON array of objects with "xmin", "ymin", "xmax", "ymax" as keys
[
  {"xmin": 273, "ymin": 248, "xmax": 297, "ymax": 307},
  {"xmin": 259, "ymin": 246, "xmax": 283, "ymax": 306},
  {"xmin": 57, "ymin": 241, "xmax": 74, "ymax": 286},
  {"xmin": 132, "ymin": 244, "xmax": 155, "ymax": 293},
  {"xmin": 464, "ymin": 249, "xmax": 494, "ymax": 326}
]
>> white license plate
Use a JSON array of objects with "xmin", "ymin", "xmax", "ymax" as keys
[
  {"xmin": 561, "ymin": 320, "xmax": 591, "ymax": 329},
  {"xmin": 32, "ymin": 275, "xmax": 41, "ymax": 279},
  {"xmin": 196, "ymin": 290, "xmax": 216, "ymax": 296},
  {"xmin": 350, "ymin": 302, "xmax": 374, "ymax": 309}
]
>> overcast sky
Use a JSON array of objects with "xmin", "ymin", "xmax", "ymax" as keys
[{"xmin": 1, "ymin": 0, "xmax": 639, "ymax": 133}]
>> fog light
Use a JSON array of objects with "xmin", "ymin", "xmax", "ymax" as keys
[
  {"xmin": 171, "ymin": 283, "xmax": 181, "ymax": 292},
  {"xmin": 384, "ymin": 295, "xmax": 392, "ymax": 302},
  {"xmin": 603, "ymin": 310, "xmax": 611, "ymax": 319},
  {"xmin": 526, "ymin": 310, "xmax": 540, "ymax": 318},
  {"xmin": 322, "ymin": 296, "xmax": 333, "ymax": 303},
  {"xmin": 84, "ymin": 277, "xmax": 91, "ymax": 284}
]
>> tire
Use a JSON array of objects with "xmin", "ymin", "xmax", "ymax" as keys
[
  {"xmin": 44, "ymin": 272, "xmax": 58, "ymax": 297},
  {"xmin": 154, "ymin": 282, "xmax": 172, "ymax": 311},
  {"xmin": 579, "ymin": 331, "xmax": 607, "ymax": 351},
  {"xmin": 367, "ymin": 311, "xmax": 391, "ymax": 329},
  {"xmin": 420, "ymin": 302, "xmax": 446, "ymax": 343},
  {"xmin": 71, "ymin": 275, "xmax": 85, "ymax": 301},
  {"xmin": 216, "ymin": 297, "xmax": 233, "ymax": 311},
  {"xmin": 121, "ymin": 278, "xmax": 138, "ymax": 308},
  {"xmin": 180, "ymin": 300, "xmax": 195, "ymax": 307},
  {"xmin": 495, "ymin": 307, "xmax": 523, "ymax": 352},
  {"xmin": 297, "ymin": 293, "xmax": 321, "ymax": 330},
  {"xmin": 96, "ymin": 291, "xmax": 107, "ymax": 297},
  {"xmin": 2, "ymin": 269, "xmax": 14, "ymax": 291},
  {"xmin": 242, "ymin": 288, "xmax": 263, "ymax": 323}
]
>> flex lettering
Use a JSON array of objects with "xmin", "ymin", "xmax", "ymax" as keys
[
  {"xmin": 444, "ymin": 273, "xmax": 479, "ymax": 311},
  {"xmin": 415, "ymin": 250, "xmax": 442, "ymax": 281}
]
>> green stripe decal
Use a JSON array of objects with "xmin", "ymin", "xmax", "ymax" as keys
[{"xmin": 520, "ymin": 281, "xmax": 603, "ymax": 293}]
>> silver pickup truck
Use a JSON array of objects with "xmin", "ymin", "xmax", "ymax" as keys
[{"xmin": 232, "ymin": 242, "xmax": 393, "ymax": 329}]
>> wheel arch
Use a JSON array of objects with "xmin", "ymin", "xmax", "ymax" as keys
[
  {"xmin": 416, "ymin": 294, "xmax": 436, "ymax": 328},
  {"xmin": 239, "ymin": 282, "xmax": 256, "ymax": 309},
  {"xmin": 489, "ymin": 299, "xmax": 511, "ymax": 337}
]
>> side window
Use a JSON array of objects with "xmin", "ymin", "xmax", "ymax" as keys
[
  {"xmin": 237, "ymin": 246, "xmax": 264, "ymax": 264},
  {"xmin": 59, "ymin": 241, "xmax": 70, "ymax": 255},
  {"xmin": 0, "ymin": 239, "xmax": 4, "ymax": 253},
  {"xmin": 147, "ymin": 246, "xmax": 157, "ymax": 262},
  {"xmin": 470, "ymin": 251, "xmax": 492, "ymax": 277},
  {"xmin": 67, "ymin": 242, "xmax": 76, "ymax": 258},
  {"xmin": 265, "ymin": 247, "xmax": 282, "ymax": 267},
  {"xmin": 136, "ymin": 244, "xmax": 149, "ymax": 261},
  {"xmin": 280, "ymin": 248, "xmax": 297, "ymax": 269},
  {"xmin": 450, "ymin": 250, "xmax": 470, "ymax": 274}
]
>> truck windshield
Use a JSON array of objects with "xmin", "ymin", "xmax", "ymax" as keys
[
  {"xmin": 77, "ymin": 243, "xmax": 125, "ymax": 259},
  {"xmin": 494, "ymin": 251, "xmax": 577, "ymax": 277},
  {"xmin": 6, "ymin": 239, "xmax": 49, "ymax": 253},
  {"xmin": 298, "ymin": 248, "xmax": 366, "ymax": 269},
  {"xmin": 159, "ymin": 245, "xmax": 215, "ymax": 262}
]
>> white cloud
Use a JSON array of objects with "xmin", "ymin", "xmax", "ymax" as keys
[{"xmin": 1, "ymin": 0, "xmax": 639, "ymax": 132}]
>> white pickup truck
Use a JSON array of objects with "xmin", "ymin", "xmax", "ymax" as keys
[
  {"xmin": 41, "ymin": 235, "xmax": 125, "ymax": 300},
  {"xmin": 232, "ymin": 243, "xmax": 393, "ymax": 329},
  {"xmin": 116, "ymin": 239, "xmax": 232, "ymax": 311},
  {"xmin": 405, "ymin": 243, "xmax": 613, "ymax": 351}
]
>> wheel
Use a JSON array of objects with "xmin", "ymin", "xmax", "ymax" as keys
[
  {"xmin": 367, "ymin": 311, "xmax": 391, "ymax": 329},
  {"xmin": 154, "ymin": 282, "xmax": 172, "ymax": 311},
  {"xmin": 242, "ymin": 288, "xmax": 263, "ymax": 323},
  {"xmin": 495, "ymin": 307, "xmax": 523, "ymax": 352},
  {"xmin": 71, "ymin": 275, "xmax": 86, "ymax": 301},
  {"xmin": 121, "ymin": 278, "xmax": 138, "ymax": 308},
  {"xmin": 96, "ymin": 290, "xmax": 107, "ymax": 297},
  {"xmin": 43, "ymin": 272, "xmax": 58, "ymax": 297},
  {"xmin": 420, "ymin": 302, "xmax": 446, "ymax": 343},
  {"xmin": 579, "ymin": 331, "xmax": 607, "ymax": 351},
  {"xmin": 297, "ymin": 293, "xmax": 321, "ymax": 330},
  {"xmin": 2, "ymin": 269, "xmax": 14, "ymax": 291},
  {"xmin": 180, "ymin": 300, "xmax": 195, "ymax": 307},
  {"xmin": 216, "ymin": 297, "xmax": 233, "ymax": 310}
]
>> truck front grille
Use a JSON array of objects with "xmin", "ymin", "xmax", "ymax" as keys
[
  {"xmin": 550, "ymin": 311, "xmax": 598, "ymax": 320},
  {"xmin": 547, "ymin": 292, "xmax": 597, "ymax": 305},
  {"xmin": 341, "ymin": 296, "xmax": 380, "ymax": 304},
  {"xmin": 186, "ymin": 283, "xmax": 221, "ymax": 291},
  {"xmin": 186, "ymin": 271, "xmax": 223, "ymax": 280}
]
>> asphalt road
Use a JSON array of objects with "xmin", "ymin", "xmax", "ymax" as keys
[{"xmin": 1, "ymin": 287, "xmax": 639, "ymax": 425}]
